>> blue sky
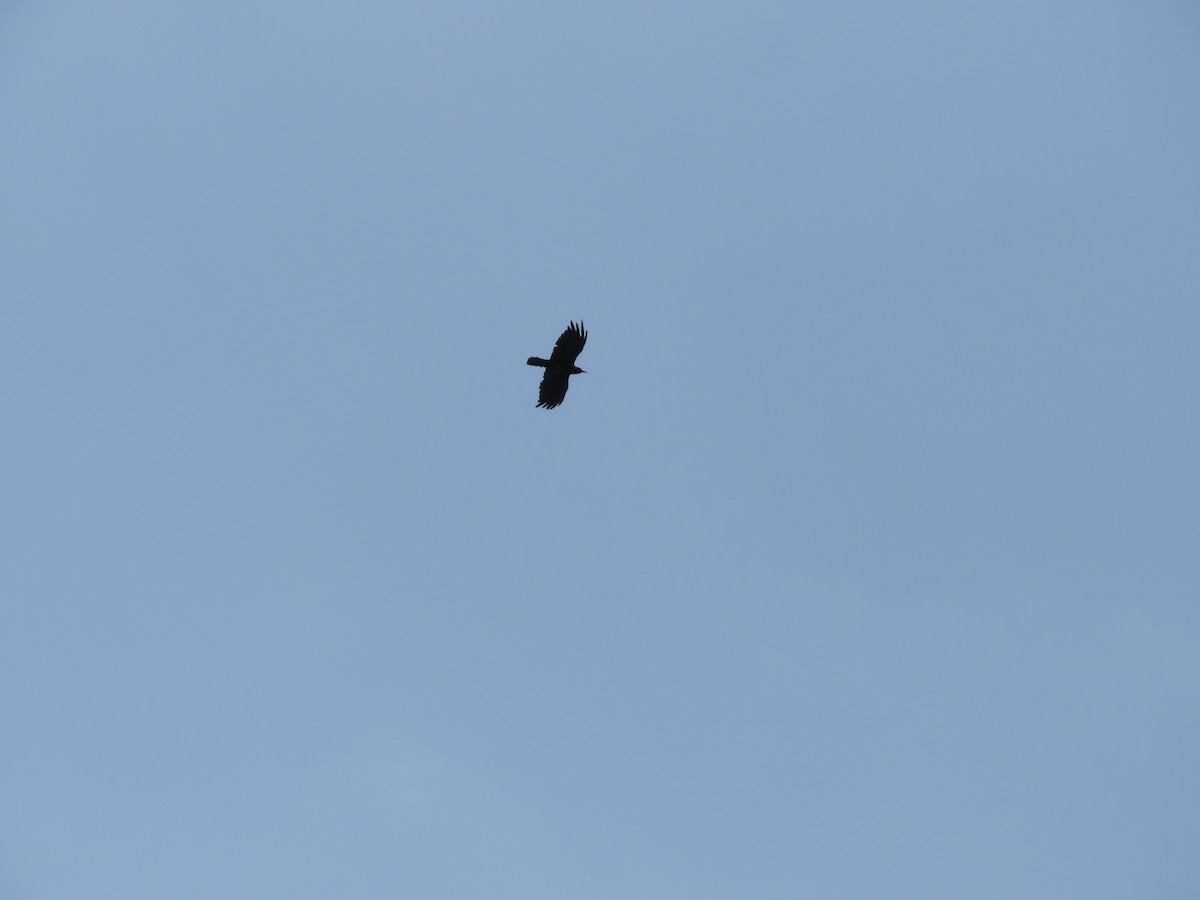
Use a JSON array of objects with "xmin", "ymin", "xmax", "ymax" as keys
[{"xmin": 2, "ymin": 2, "xmax": 1198, "ymax": 897}]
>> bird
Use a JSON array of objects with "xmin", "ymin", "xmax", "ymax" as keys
[{"xmin": 527, "ymin": 321, "xmax": 587, "ymax": 409}]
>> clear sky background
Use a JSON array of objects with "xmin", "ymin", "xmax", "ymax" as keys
[{"xmin": 2, "ymin": 2, "xmax": 1198, "ymax": 898}]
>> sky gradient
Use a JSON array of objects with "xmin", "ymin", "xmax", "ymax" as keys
[{"xmin": 3, "ymin": 2, "xmax": 1199, "ymax": 898}]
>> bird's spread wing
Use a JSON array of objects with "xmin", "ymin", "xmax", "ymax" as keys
[
  {"xmin": 548, "ymin": 321, "xmax": 587, "ymax": 366},
  {"xmin": 537, "ymin": 370, "xmax": 569, "ymax": 409}
]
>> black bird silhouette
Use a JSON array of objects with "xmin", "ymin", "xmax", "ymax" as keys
[{"xmin": 527, "ymin": 321, "xmax": 587, "ymax": 409}]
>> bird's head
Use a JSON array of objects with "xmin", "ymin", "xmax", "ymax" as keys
[{"xmin": 570, "ymin": 366, "xmax": 586, "ymax": 375}]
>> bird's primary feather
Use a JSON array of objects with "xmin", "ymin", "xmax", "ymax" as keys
[{"xmin": 548, "ymin": 321, "xmax": 587, "ymax": 366}]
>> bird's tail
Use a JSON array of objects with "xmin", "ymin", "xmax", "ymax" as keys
[{"xmin": 526, "ymin": 357, "xmax": 549, "ymax": 367}]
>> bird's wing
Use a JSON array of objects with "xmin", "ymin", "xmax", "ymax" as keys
[
  {"xmin": 548, "ymin": 321, "xmax": 587, "ymax": 366},
  {"xmin": 537, "ymin": 370, "xmax": 570, "ymax": 409}
]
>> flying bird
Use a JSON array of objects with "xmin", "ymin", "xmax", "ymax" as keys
[{"xmin": 527, "ymin": 321, "xmax": 587, "ymax": 409}]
